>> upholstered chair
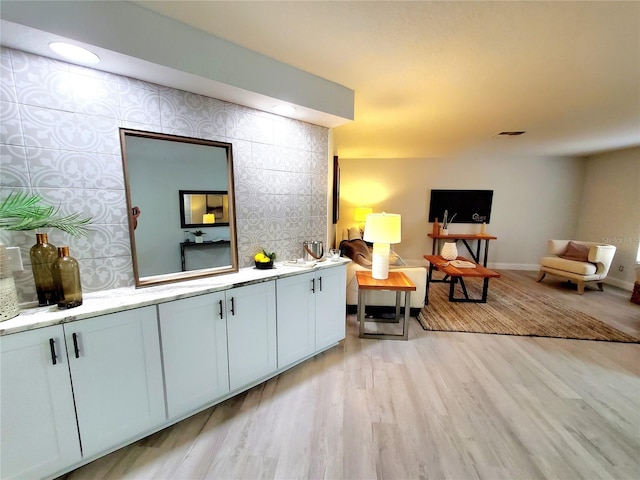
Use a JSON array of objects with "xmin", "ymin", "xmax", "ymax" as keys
[{"xmin": 537, "ymin": 239, "xmax": 617, "ymax": 294}]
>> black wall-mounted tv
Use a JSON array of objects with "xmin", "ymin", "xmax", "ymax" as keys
[{"xmin": 428, "ymin": 189, "xmax": 494, "ymax": 224}]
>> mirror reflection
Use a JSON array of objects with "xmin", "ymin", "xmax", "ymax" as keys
[
  {"xmin": 120, "ymin": 129, "xmax": 238, "ymax": 287},
  {"xmin": 180, "ymin": 190, "xmax": 230, "ymax": 228}
]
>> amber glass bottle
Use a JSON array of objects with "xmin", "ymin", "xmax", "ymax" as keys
[
  {"xmin": 30, "ymin": 233, "xmax": 59, "ymax": 306},
  {"xmin": 51, "ymin": 246, "xmax": 83, "ymax": 309}
]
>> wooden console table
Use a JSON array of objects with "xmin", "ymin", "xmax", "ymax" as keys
[
  {"xmin": 356, "ymin": 271, "xmax": 416, "ymax": 341},
  {"xmin": 428, "ymin": 233, "xmax": 497, "ymax": 267},
  {"xmin": 424, "ymin": 255, "xmax": 501, "ymax": 303}
]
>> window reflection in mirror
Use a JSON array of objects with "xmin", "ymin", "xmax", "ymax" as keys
[
  {"xmin": 179, "ymin": 190, "xmax": 230, "ymax": 228},
  {"xmin": 120, "ymin": 129, "xmax": 238, "ymax": 287}
]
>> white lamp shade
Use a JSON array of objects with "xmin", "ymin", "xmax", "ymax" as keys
[
  {"xmin": 363, "ymin": 213, "xmax": 401, "ymax": 244},
  {"xmin": 202, "ymin": 213, "xmax": 215, "ymax": 224}
]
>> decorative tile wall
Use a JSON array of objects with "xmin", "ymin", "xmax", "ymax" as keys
[{"xmin": 0, "ymin": 47, "xmax": 328, "ymax": 303}]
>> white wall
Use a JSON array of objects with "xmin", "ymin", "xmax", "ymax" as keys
[
  {"xmin": 338, "ymin": 155, "xmax": 585, "ymax": 269},
  {"xmin": 576, "ymin": 147, "xmax": 640, "ymax": 289}
]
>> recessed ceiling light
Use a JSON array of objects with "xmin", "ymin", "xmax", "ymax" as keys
[
  {"xmin": 49, "ymin": 42, "xmax": 100, "ymax": 65},
  {"xmin": 272, "ymin": 105, "xmax": 296, "ymax": 116},
  {"xmin": 497, "ymin": 131, "xmax": 526, "ymax": 136}
]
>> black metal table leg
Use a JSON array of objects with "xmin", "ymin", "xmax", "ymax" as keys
[{"xmin": 483, "ymin": 239, "xmax": 489, "ymax": 267}]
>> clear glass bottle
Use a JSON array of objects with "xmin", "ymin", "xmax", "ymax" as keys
[
  {"xmin": 51, "ymin": 246, "xmax": 83, "ymax": 309},
  {"xmin": 30, "ymin": 233, "xmax": 59, "ymax": 306}
]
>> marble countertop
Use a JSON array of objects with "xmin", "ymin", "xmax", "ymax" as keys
[{"xmin": 0, "ymin": 259, "xmax": 350, "ymax": 336}]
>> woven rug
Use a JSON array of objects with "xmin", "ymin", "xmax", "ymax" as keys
[{"xmin": 417, "ymin": 274, "xmax": 639, "ymax": 343}]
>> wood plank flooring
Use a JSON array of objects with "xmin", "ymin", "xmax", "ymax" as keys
[{"xmin": 61, "ymin": 271, "xmax": 640, "ymax": 480}]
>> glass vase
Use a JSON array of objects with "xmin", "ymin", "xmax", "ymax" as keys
[
  {"xmin": 30, "ymin": 233, "xmax": 59, "ymax": 306},
  {"xmin": 51, "ymin": 246, "xmax": 83, "ymax": 309}
]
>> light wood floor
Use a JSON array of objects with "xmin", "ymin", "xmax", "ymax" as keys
[{"xmin": 62, "ymin": 271, "xmax": 640, "ymax": 480}]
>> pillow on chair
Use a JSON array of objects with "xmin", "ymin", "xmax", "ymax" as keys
[
  {"xmin": 560, "ymin": 241, "xmax": 590, "ymax": 262},
  {"xmin": 348, "ymin": 226, "xmax": 362, "ymax": 240}
]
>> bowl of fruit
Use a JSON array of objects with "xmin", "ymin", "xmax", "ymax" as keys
[{"xmin": 254, "ymin": 249, "xmax": 276, "ymax": 269}]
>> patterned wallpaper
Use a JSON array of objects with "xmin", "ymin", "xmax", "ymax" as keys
[{"xmin": 0, "ymin": 47, "xmax": 329, "ymax": 303}]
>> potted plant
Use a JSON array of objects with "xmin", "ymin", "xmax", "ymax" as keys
[
  {"xmin": 440, "ymin": 210, "xmax": 457, "ymax": 235},
  {"xmin": 191, "ymin": 230, "xmax": 207, "ymax": 243},
  {"xmin": 0, "ymin": 191, "xmax": 92, "ymax": 320}
]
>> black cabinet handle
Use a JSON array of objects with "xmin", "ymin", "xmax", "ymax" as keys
[
  {"xmin": 311, "ymin": 278, "xmax": 315, "ymax": 293},
  {"xmin": 218, "ymin": 299, "xmax": 224, "ymax": 319},
  {"xmin": 72, "ymin": 333, "xmax": 80, "ymax": 358},
  {"xmin": 319, "ymin": 276, "xmax": 323, "ymax": 292},
  {"xmin": 230, "ymin": 297, "xmax": 235, "ymax": 316},
  {"xmin": 49, "ymin": 338, "xmax": 57, "ymax": 365}
]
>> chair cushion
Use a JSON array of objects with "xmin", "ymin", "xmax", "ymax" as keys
[
  {"xmin": 559, "ymin": 241, "xmax": 590, "ymax": 262},
  {"xmin": 540, "ymin": 256, "xmax": 597, "ymax": 275}
]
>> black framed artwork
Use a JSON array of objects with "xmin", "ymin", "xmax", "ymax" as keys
[{"xmin": 332, "ymin": 155, "xmax": 340, "ymax": 224}]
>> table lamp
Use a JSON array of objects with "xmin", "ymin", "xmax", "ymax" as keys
[
  {"xmin": 354, "ymin": 206, "xmax": 373, "ymax": 234},
  {"xmin": 202, "ymin": 213, "xmax": 215, "ymax": 224},
  {"xmin": 363, "ymin": 212, "xmax": 401, "ymax": 280}
]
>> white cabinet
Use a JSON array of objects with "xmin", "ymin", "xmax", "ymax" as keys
[
  {"xmin": 226, "ymin": 281, "xmax": 277, "ymax": 391},
  {"xmin": 276, "ymin": 272, "xmax": 316, "ymax": 368},
  {"xmin": 276, "ymin": 264, "xmax": 347, "ymax": 368},
  {"xmin": 65, "ymin": 306, "xmax": 165, "ymax": 458},
  {"xmin": 159, "ymin": 292, "xmax": 230, "ymax": 419},
  {"xmin": 315, "ymin": 265, "xmax": 347, "ymax": 350},
  {"xmin": 0, "ymin": 265, "xmax": 345, "ymax": 480},
  {"xmin": 0, "ymin": 325, "xmax": 81, "ymax": 480}
]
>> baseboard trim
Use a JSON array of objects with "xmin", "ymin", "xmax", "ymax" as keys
[
  {"xmin": 605, "ymin": 277, "xmax": 634, "ymax": 292},
  {"xmin": 489, "ymin": 263, "xmax": 539, "ymax": 271}
]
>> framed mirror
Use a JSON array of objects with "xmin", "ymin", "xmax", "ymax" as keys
[
  {"xmin": 120, "ymin": 129, "xmax": 238, "ymax": 287},
  {"xmin": 179, "ymin": 190, "xmax": 230, "ymax": 228}
]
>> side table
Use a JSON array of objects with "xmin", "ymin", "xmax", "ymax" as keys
[{"xmin": 356, "ymin": 271, "xmax": 416, "ymax": 341}]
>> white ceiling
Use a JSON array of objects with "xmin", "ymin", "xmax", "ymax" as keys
[
  {"xmin": 3, "ymin": 1, "xmax": 639, "ymax": 159},
  {"xmin": 134, "ymin": 0, "xmax": 640, "ymax": 159}
]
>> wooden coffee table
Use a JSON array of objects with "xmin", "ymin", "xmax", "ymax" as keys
[
  {"xmin": 423, "ymin": 255, "xmax": 500, "ymax": 303},
  {"xmin": 356, "ymin": 271, "xmax": 416, "ymax": 341}
]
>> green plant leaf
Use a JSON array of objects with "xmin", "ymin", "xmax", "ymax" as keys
[{"xmin": 0, "ymin": 191, "xmax": 92, "ymax": 237}]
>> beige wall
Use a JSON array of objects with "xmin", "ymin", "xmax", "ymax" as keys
[
  {"xmin": 338, "ymin": 155, "xmax": 586, "ymax": 270},
  {"xmin": 576, "ymin": 147, "xmax": 640, "ymax": 289}
]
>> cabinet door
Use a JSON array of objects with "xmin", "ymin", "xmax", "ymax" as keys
[
  {"xmin": 0, "ymin": 325, "xmax": 81, "ymax": 480},
  {"xmin": 276, "ymin": 271, "xmax": 316, "ymax": 368},
  {"xmin": 226, "ymin": 282, "xmax": 277, "ymax": 391},
  {"xmin": 159, "ymin": 292, "xmax": 229, "ymax": 419},
  {"xmin": 65, "ymin": 306, "xmax": 165, "ymax": 458},
  {"xmin": 315, "ymin": 265, "xmax": 347, "ymax": 350}
]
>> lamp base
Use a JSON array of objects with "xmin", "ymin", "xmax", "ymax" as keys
[{"xmin": 371, "ymin": 242, "xmax": 390, "ymax": 280}]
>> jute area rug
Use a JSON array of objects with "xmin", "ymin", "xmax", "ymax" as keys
[{"xmin": 417, "ymin": 273, "xmax": 639, "ymax": 343}]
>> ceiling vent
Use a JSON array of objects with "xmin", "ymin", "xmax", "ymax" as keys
[{"xmin": 497, "ymin": 131, "xmax": 526, "ymax": 136}]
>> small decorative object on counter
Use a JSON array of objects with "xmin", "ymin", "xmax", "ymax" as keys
[
  {"xmin": 0, "ymin": 244, "xmax": 20, "ymax": 321},
  {"xmin": 441, "ymin": 242, "xmax": 458, "ymax": 261},
  {"xmin": 303, "ymin": 240, "xmax": 324, "ymax": 261},
  {"xmin": 432, "ymin": 217, "xmax": 439, "ymax": 235},
  {"xmin": 254, "ymin": 249, "xmax": 276, "ymax": 269},
  {"xmin": 30, "ymin": 233, "xmax": 59, "ymax": 306},
  {"xmin": 51, "ymin": 246, "xmax": 83, "ymax": 309},
  {"xmin": 480, "ymin": 222, "xmax": 487, "ymax": 235}
]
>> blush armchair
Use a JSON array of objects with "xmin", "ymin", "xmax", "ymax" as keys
[{"xmin": 536, "ymin": 239, "xmax": 617, "ymax": 294}]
